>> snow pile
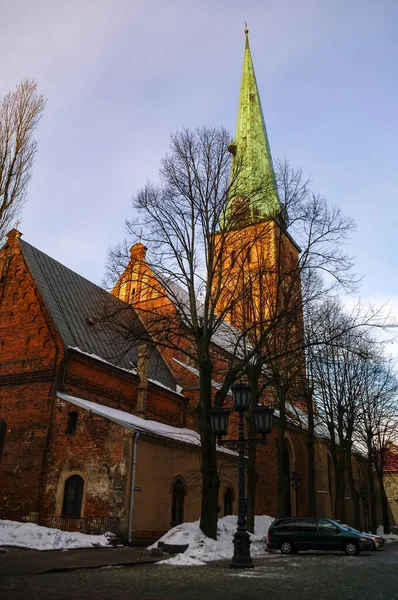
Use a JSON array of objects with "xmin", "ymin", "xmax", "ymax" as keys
[
  {"xmin": 376, "ymin": 526, "xmax": 398, "ymax": 543},
  {"xmin": 382, "ymin": 533, "xmax": 398, "ymax": 544},
  {"xmin": 369, "ymin": 527, "xmax": 398, "ymax": 544},
  {"xmin": 0, "ymin": 520, "xmax": 111, "ymax": 551},
  {"xmin": 150, "ymin": 515, "xmax": 275, "ymax": 566}
]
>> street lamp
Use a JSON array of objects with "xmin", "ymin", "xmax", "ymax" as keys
[{"xmin": 211, "ymin": 383, "xmax": 274, "ymax": 569}]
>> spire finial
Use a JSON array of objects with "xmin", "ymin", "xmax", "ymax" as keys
[{"xmin": 244, "ymin": 21, "xmax": 249, "ymax": 47}]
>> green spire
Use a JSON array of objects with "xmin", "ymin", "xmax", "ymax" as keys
[{"xmin": 225, "ymin": 27, "xmax": 280, "ymax": 225}]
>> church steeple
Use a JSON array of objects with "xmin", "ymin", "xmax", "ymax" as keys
[{"xmin": 226, "ymin": 26, "xmax": 281, "ymax": 224}]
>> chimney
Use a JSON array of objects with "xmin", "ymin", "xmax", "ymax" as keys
[{"xmin": 136, "ymin": 344, "xmax": 150, "ymax": 416}]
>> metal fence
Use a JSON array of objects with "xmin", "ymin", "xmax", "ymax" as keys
[{"xmin": 39, "ymin": 516, "xmax": 127, "ymax": 540}]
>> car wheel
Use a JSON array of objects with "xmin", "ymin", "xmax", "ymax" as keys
[
  {"xmin": 280, "ymin": 541, "xmax": 294, "ymax": 555},
  {"xmin": 371, "ymin": 541, "xmax": 377, "ymax": 551},
  {"xmin": 344, "ymin": 541, "xmax": 359, "ymax": 556}
]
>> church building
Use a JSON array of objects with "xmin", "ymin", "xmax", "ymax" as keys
[{"xmin": 0, "ymin": 30, "xmax": 374, "ymax": 540}]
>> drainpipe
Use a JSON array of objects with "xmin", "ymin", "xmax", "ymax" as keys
[{"xmin": 128, "ymin": 431, "xmax": 140, "ymax": 544}]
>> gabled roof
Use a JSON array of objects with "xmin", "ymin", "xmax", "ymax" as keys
[{"xmin": 18, "ymin": 238, "xmax": 178, "ymax": 393}]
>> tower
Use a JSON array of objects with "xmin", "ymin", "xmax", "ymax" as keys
[{"xmin": 214, "ymin": 27, "xmax": 304, "ymax": 380}]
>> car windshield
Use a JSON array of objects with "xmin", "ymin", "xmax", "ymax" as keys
[
  {"xmin": 329, "ymin": 520, "xmax": 348, "ymax": 532},
  {"xmin": 342, "ymin": 524, "xmax": 362, "ymax": 534}
]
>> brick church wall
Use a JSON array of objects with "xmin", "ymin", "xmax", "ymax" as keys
[
  {"xmin": 40, "ymin": 397, "xmax": 131, "ymax": 523},
  {"xmin": 63, "ymin": 353, "xmax": 184, "ymax": 428},
  {"xmin": 0, "ymin": 235, "xmax": 64, "ymax": 520}
]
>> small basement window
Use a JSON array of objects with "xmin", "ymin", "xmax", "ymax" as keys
[{"xmin": 66, "ymin": 412, "xmax": 78, "ymax": 435}]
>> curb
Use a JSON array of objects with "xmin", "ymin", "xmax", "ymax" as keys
[{"xmin": 31, "ymin": 558, "xmax": 162, "ymax": 575}]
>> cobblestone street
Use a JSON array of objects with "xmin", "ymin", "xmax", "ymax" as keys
[{"xmin": 1, "ymin": 543, "xmax": 398, "ymax": 600}]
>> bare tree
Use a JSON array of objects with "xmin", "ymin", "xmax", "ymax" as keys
[
  {"xmin": 106, "ymin": 127, "xmax": 271, "ymax": 539},
  {"xmin": 306, "ymin": 298, "xmax": 395, "ymax": 527},
  {"xmin": 0, "ymin": 80, "xmax": 46, "ymax": 241},
  {"xmin": 354, "ymin": 348, "xmax": 398, "ymax": 533},
  {"xmin": 105, "ymin": 130, "xmax": 358, "ymax": 537},
  {"xmin": 229, "ymin": 159, "xmax": 357, "ymax": 523}
]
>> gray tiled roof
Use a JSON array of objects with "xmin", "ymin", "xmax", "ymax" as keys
[{"xmin": 19, "ymin": 239, "xmax": 177, "ymax": 393}]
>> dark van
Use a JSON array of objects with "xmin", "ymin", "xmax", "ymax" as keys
[{"xmin": 267, "ymin": 518, "xmax": 373, "ymax": 555}]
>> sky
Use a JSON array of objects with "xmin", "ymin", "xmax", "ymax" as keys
[{"xmin": 1, "ymin": 0, "xmax": 398, "ymax": 329}]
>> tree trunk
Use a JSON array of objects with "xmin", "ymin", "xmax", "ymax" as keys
[
  {"xmin": 376, "ymin": 470, "xmax": 391, "ymax": 535},
  {"xmin": 246, "ymin": 413, "xmax": 257, "ymax": 533},
  {"xmin": 306, "ymin": 389, "xmax": 316, "ymax": 517},
  {"xmin": 332, "ymin": 450, "xmax": 346, "ymax": 522},
  {"xmin": 198, "ymin": 364, "xmax": 219, "ymax": 540},
  {"xmin": 345, "ymin": 449, "xmax": 361, "ymax": 529},
  {"xmin": 367, "ymin": 452, "xmax": 377, "ymax": 533},
  {"xmin": 334, "ymin": 471, "xmax": 345, "ymax": 521}
]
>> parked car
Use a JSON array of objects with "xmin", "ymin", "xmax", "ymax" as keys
[
  {"xmin": 341, "ymin": 524, "xmax": 384, "ymax": 550},
  {"xmin": 267, "ymin": 517, "xmax": 373, "ymax": 555}
]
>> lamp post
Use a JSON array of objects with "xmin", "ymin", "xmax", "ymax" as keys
[{"xmin": 211, "ymin": 383, "xmax": 274, "ymax": 569}]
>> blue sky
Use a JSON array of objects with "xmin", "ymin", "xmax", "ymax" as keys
[{"xmin": 1, "ymin": 0, "xmax": 398, "ymax": 320}]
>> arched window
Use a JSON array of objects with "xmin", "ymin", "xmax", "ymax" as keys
[
  {"xmin": 224, "ymin": 488, "xmax": 234, "ymax": 516},
  {"xmin": 0, "ymin": 420, "xmax": 6, "ymax": 459},
  {"xmin": 171, "ymin": 480, "xmax": 185, "ymax": 526},
  {"xmin": 62, "ymin": 475, "xmax": 84, "ymax": 517}
]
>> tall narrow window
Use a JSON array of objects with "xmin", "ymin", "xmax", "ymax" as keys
[
  {"xmin": 0, "ymin": 420, "xmax": 7, "ymax": 459},
  {"xmin": 224, "ymin": 488, "xmax": 234, "ymax": 516},
  {"xmin": 171, "ymin": 480, "xmax": 185, "ymax": 526},
  {"xmin": 62, "ymin": 475, "xmax": 84, "ymax": 517},
  {"xmin": 66, "ymin": 412, "xmax": 78, "ymax": 435}
]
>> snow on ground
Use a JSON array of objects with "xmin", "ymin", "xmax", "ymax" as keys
[
  {"xmin": 0, "ymin": 520, "xmax": 112, "ymax": 551},
  {"xmin": 149, "ymin": 515, "xmax": 275, "ymax": 566}
]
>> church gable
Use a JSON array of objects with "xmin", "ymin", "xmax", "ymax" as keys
[{"xmin": 0, "ymin": 228, "xmax": 62, "ymax": 379}]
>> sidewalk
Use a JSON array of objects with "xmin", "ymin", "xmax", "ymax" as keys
[{"xmin": 0, "ymin": 546, "xmax": 162, "ymax": 576}]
